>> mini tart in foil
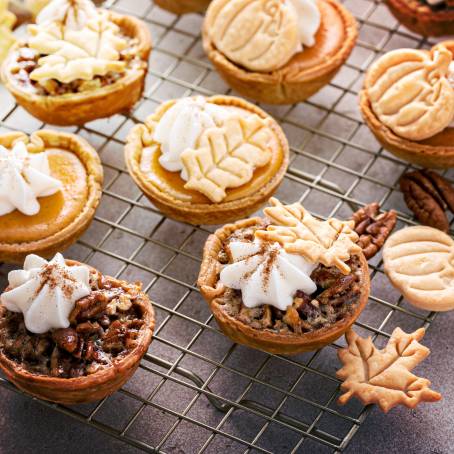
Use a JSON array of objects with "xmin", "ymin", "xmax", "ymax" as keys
[
  {"xmin": 0, "ymin": 130, "xmax": 103, "ymax": 263},
  {"xmin": 124, "ymin": 95, "xmax": 289, "ymax": 226},
  {"xmin": 0, "ymin": 260, "xmax": 155, "ymax": 404},
  {"xmin": 202, "ymin": 0, "xmax": 358, "ymax": 105},
  {"xmin": 385, "ymin": 0, "xmax": 454, "ymax": 36},
  {"xmin": 198, "ymin": 218, "xmax": 370, "ymax": 355},
  {"xmin": 360, "ymin": 41, "xmax": 454, "ymax": 169},
  {"xmin": 1, "ymin": 10, "xmax": 152, "ymax": 126}
]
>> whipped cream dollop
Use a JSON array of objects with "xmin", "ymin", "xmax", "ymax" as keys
[
  {"xmin": 1, "ymin": 253, "xmax": 91, "ymax": 334},
  {"xmin": 425, "ymin": 0, "xmax": 446, "ymax": 5},
  {"xmin": 147, "ymin": 97, "xmax": 232, "ymax": 179},
  {"xmin": 36, "ymin": 0, "xmax": 98, "ymax": 30},
  {"xmin": 0, "ymin": 141, "xmax": 62, "ymax": 217},
  {"xmin": 220, "ymin": 239, "xmax": 317, "ymax": 311},
  {"xmin": 287, "ymin": 0, "xmax": 321, "ymax": 48}
]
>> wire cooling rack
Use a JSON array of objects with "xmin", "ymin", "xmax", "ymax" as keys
[{"xmin": 0, "ymin": 0, "xmax": 447, "ymax": 452}]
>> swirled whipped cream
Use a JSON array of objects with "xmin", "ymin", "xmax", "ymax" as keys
[
  {"xmin": 288, "ymin": 0, "xmax": 321, "ymax": 48},
  {"xmin": 0, "ymin": 141, "xmax": 62, "ymax": 216},
  {"xmin": 220, "ymin": 239, "xmax": 317, "ymax": 311},
  {"xmin": 145, "ymin": 97, "xmax": 232, "ymax": 179},
  {"xmin": 1, "ymin": 253, "xmax": 91, "ymax": 334},
  {"xmin": 36, "ymin": 0, "xmax": 98, "ymax": 30}
]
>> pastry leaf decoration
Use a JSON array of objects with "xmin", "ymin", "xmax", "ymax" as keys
[
  {"xmin": 366, "ymin": 45, "xmax": 454, "ymax": 141},
  {"xmin": 27, "ymin": 13, "xmax": 128, "ymax": 83},
  {"xmin": 180, "ymin": 114, "xmax": 272, "ymax": 203},
  {"xmin": 337, "ymin": 328, "xmax": 442, "ymax": 413},
  {"xmin": 255, "ymin": 198, "xmax": 361, "ymax": 274}
]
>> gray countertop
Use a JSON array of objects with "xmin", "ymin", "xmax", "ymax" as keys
[{"xmin": 1, "ymin": 0, "xmax": 454, "ymax": 453}]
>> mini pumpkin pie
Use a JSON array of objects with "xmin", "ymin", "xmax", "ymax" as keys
[
  {"xmin": 198, "ymin": 198, "xmax": 370, "ymax": 354},
  {"xmin": 0, "ymin": 0, "xmax": 16, "ymax": 64},
  {"xmin": 202, "ymin": 0, "xmax": 358, "ymax": 105},
  {"xmin": 124, "ymin": 95, "xmax": 289, "ymax": 225},
  {"xmin": 383, "ymin": 225, "xmax": 454, "ymax": 312},
  {"xmin": 385, "ymin": 0, "xmax": 454, "ymax": 37},
  {"xmin": 0, "ymin": 129, "xmax": 103, "ymax": 263},
  {"xmin": 360, "ymin": 42, "xmax": 454, "ymax": 169},
  {"xmin": 0, "ymin": 253, "xmax": 155, "ymax": 404},
  {"xmin": 154, "ymin": 0, "xmax": 211, "ymax": 14},
  {"xmin": 1, "ymin": 0, "xmax": 152, "ymax": 126}
]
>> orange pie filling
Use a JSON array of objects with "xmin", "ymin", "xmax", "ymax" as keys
[{"xmin": 0, "ymin": 148, "xmax": 89, "ymax": 245}]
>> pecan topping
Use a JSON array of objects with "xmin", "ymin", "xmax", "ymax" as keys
[
  {"xmin": 400, "ymin": 170, "xmax": 454, "ymax": 232},
  {"xmin": 52, "ymin": 328, "xmax": 79, "ymax": 353},
  {"xmin": 351, "ymin": 203, "xmax": 397, "ymax": 259}
]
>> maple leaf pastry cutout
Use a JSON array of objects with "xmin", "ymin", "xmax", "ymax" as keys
[
  {"xmin": 336, "ymin": 328, "xmax": 441, "ymax": 413},
  {"xmin": 255, "ymin": 198, "xmax": 362, "ymax": 274}
]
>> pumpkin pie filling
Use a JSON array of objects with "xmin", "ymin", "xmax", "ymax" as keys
[{"xmin": 0, "ymin": 148, "xmax": 88, "ymax": 244}]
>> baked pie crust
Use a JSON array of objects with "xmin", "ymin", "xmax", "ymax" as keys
[
  {"xmin": 360, "ymin": 41, "xmax": 454, "ymax": 169},
  {"xmin": 198, "ymin": 217, "xmax": 370, "ymax": 354},
  {"xmin": 0, "ymin": 130, "xmax": 103, "ymax": 263},
  {"xmin": 0, "ymin": 260, "xmax": 155, "ymax": 404},
  {"xmin": 124, "ymin": 95, "xmax": 289, "ymax": 225},
  {"xmin": 154, "ymin": 0, "xmax": 211, "ymax": 14},
  {"xmin": 202, "ymin": 0, "xmax": 358, "ymax": 105},
  {"xmin": 385, "ymin": 0, "xmax": 454, "ymax": 36},
  {"xmin": 1, "ymin": 10, "xmax": 152, "ymax": 126}
]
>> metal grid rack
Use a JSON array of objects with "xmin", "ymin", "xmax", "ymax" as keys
[{"xmin": 0, "ymin": 0, "xmax": 446, "ymax": 452}]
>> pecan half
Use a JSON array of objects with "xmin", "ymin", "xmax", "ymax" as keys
[
  {"xmin": 400, "ymin": 170, "xmax": 454, "ymax": 232},
  {"xmin": 351, "ymin": 203, "xmax": 397, "ymax": 259}
]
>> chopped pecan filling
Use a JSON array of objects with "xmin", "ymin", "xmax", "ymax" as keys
[
  {"xmin": 0, "ymin": 273, "xmax": 147, "ymax": 378},
  {"xmin": 217, "ymin": 225, "xmax": 362, "ymax": 335},
  {"xmin": 9, "ymin": 35, "xmax": 141, "ymax": 96}
]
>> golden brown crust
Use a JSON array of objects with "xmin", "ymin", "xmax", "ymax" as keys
[
  {"xmin": 202, "ymin": 0, "xmax": 358, "ymax": 105},
  {"xmin": 154, "ymin": 0, "xmax": 211, "ymax": 14},
  {"xmin": 0, "ymin": 130, "xmax": 103, "ymax": 264},
  {"xmin": 124, "ymin": 95, "xmax": 289, "ymax": 225},
  {"xmin": 385, "ymin": 0, "xmax": 454, "ymax": 37},
  {"xmin": 359, "ymin": 41, "xmax": 454, "ymax": 169},
  {"xmin": 0, "ymin": 260, "xmax": 155, "ymax": 404},
  {"xmin": 198, "ymin": 218, "xmax": 370, "ymax": 355},
  {"xmin": 0, "ymin": 10, "xmax": 152, "ymax": 126}
]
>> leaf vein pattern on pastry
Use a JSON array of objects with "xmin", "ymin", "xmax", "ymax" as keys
[
  {"xmin": 255, "ymin": 198, "xmax": 362, "ymax": 274},
  {"xmin": 180, "ymin": 114, "xmax": 272, "ymax": 203},
  {"xmin": 336, "ymin": 328, "xmax": 441, "ymax": 412}
]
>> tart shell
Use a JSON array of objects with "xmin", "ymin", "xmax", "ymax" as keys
[
  {"xmin": 124, "ymin": 95, "xmax": 289, "ymax": 225},
  {"xmin": 1, "ymin": 11, "xmax": 152, "ymax": 126},
  {"xmin": 202, "ymin": 0, "xmax": 358, "ymax": 105},
  {"xmin": 198, "ymin": 218, "xmax": 370, "ymax": 355},
  {"xmin": 385, "ymin": 0, "xmax": 454, "ymax": 37},
  {"xmin": 0, "ymin": 260, "xmax": 155, "ymax": 404},
  {"xmin": 0, "ymin": 130, "xmax": 103, "ymax": 263},
  {"xmin": 359, "ymin": 41, "xmax": 454, "ymax": 169},
  {"xmin": 154, "ymin": 0, "xmax": 211, "ymax": 14}
]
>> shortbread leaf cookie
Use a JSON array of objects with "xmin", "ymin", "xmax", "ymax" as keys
[
  {"xmin": 181, "ymin": 114, "xmax": 272, "ymax": 203},
  {"xmin": 383, "ymin": 225, "xmax": 454, "ymax": 311},
  {"xmin": 256, "ymin": 197, "xmax": 361, "ymax": 274},
  {"xmin": 337, "ymin": 328, "xmax": 441, "ymax": 413},
  {"xmin": 365, "ymin": 46, "xmax": 454, "ymax": 141}
]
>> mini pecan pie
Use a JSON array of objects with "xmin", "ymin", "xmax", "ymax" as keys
[
  {"xmin": 385, "ymin": 0, "xmax": 454, "ymax": 36},
  {"xmin": 198, "ymin": 199, "xmax": 370, "ymax": 354},
  {"xmin": 125, "ymin": 95, "xmax": 289, "ymax": 225},
  {"xmin": 360, "ymin": 41, "xmax": 454, "ymax": 168},
  {"xmin": 0, "ymin": 254, "xmax": 155, "ymax": 404},
  {"xmin": 154, "ymin": 0, "xmax": 211, "ymax": 14},
  {"xmin": 1, "ymin": 0, "xmax": 151, "ymax": 125},
  {"xmin": 0, "ymin": 129, "xmax": 102, "ymax": 264},
  {"xmin": 202, "ymin": 0, "xmax": 358, "ymax": 104}
]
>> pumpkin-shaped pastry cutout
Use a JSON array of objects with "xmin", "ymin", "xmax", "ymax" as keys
[
  {"xmin": 206, "ymin": 0, "xmax": 300, "ymax": 72},
  {"xmin": 383, "ymin": 226, "xmax": 454, "ymax": 311},
  {"xmin": 365, "ymin": 46, "xmax": 454, "ymax": 141}
]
